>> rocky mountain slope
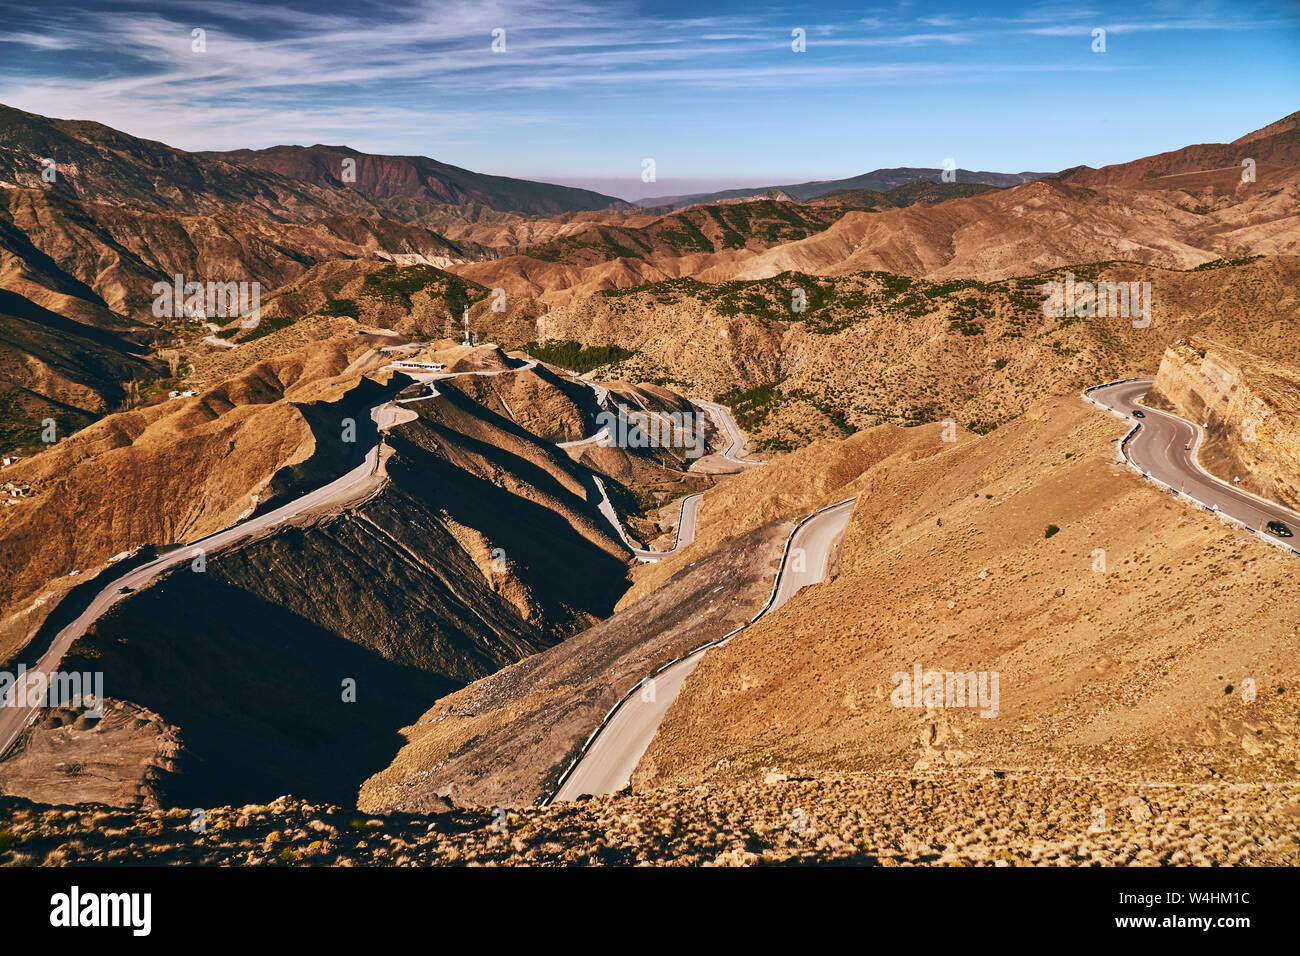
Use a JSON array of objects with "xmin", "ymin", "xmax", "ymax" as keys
[
  {"xmin": 0, "ymin": 289, "xmax": 162, "ymax": 447},
  {"xmin": 0, "ymin": 104, "xmax": 623, "ymax": 221},
  {"xmin": 0, "ymin": 187, "xmax": 477, "ymax": 321},
  {"xmin": 0, "ymin": 337, "xmax": 388, "ymax": 662},
  {"xmin": 1149, "ymin": 337, "xmax": 1300, "ymax": 509},
  {"xmin": 359, "ymin": 520, "xmax": 791, "ymax": 811},
  {"xmin": 0, "ymin": 334, "xmax": 733, "ymax": 809},
  {"xmin": 204, "ymin": 144, "xmax": 627, "ymax": 216},
  {"xmin": 533, "ymin": 255, "xmax": 1300, "ymax": 452},
  {"xmin": 1064, "ymin": 110, "xmax": 1300, "ymax": 189},
  {"xmin": 0, "ymin": 380, "xmax": 637, "ymax": 808},
  {"xmin": 452, "ymin": 175, "xmax": 1300, "ymax": 306},
  {"xmin": 637, "ymin": 166, "xmax": 1047, "ymax": 209},
  {"xmin": 3, "ymin": 107, "xmax": 1296, "ymax": 458}
]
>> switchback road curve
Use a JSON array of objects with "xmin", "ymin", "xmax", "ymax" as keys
[{"xmin": 1086, "ymin": 379, "xmax": 1300, "ymax": 545}]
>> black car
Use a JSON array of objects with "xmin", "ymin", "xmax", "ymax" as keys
[
  {"xmin": 1266, "ymin": 521, "xmax": 1293, "ymax": 538},
  {"xmin": 1131, "ymin": 409, "xmax": 1145, "ymax": 418},
  {"xmin": 117, "ymin": 585, "xmax": 135, "ymax": 594}
]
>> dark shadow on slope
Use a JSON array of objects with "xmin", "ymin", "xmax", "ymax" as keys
[
  {"xmin": 253, "ymin": 374, "xmax": 402, "ymax": 513},
  {"xmin": 0, "ymin": 289, "xmax": 153, "ymax": 355},
  {"xmin": 384, "ymin": 426, "xmax": 631, "ymax": 620},
  {"xmin": 62, "ymin": 574, "xmax": 451, "ymax": 809}
]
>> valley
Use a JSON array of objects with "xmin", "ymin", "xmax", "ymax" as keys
[{"xmin": 1, "ymin": 98, "xmax": 1298, "ymax": 875}]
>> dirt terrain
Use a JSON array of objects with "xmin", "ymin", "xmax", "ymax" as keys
[
  {"xmin": 635, "ymin": 397, "xmax": 1300, "ymax": 792},
  {"xmin": 5, "ymin": 771, "xmax": 1297, "ymax": 865}
]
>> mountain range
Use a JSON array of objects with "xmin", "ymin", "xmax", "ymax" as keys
[
  {"xmin": 2, "ymin": 103, "xmax": 1299, "ymax": 855},
  {"xmin": 635, "ymin": 166, "xmax": 1050, "ymax": 208}
]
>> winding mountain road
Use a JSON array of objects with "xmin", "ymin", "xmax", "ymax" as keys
[
  {"xmin": 552, "ymin": 370, "xmax": 756, "ymax": 562},
  {"xmin": 696, "ymin": 399, "xmax": 764, "ymax": 465},
  {"xmin": 0, "ymin": 398, "xmax": 396, "ymax": 758},
  {"xmin": 551, "ymin": 498, "xmax": 855, "ymax": 802},
  {"xmin": 1, "ymin": 353, "xmax": 755, "ymax": 756},
  {"xmin": 1087, "ymin": 379, "xmax": 1300, "ymax": 540}
]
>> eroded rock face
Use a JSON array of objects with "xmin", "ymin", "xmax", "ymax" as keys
[{"xmin": 1149, "ymin": 337, "xmax": 1300, "ymax": 509}]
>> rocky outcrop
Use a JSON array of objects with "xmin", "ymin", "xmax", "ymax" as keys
[{"xmin": 1149, "ymin": 338, "xmax": 1300, "ymax": 509}]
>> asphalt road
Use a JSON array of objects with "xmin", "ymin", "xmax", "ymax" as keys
[
  {"xmin": 695, "ymin": 399, "xmax": 764, "ymax": 465},
  {"xmin": 553, "ymin": 499, "xmax": 855, "ymax": 801},
  {"xmin": 0, "ymin": 399, "xmax": 394, "ymax": 758},
  {"xmin": 1088, "ymin": 380, "xmax": 1300, "ymax": 539},
  {"xmin": 2, "ymin": 353, "xmax": 538, "ymax": 756}
]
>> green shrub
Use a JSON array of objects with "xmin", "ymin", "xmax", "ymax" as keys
[
  {"xmin": 318, "ymin": 298, "xmax": 356, "ymax": 317},
  {"xmin": 523, "ymin": 340, "xmax": 634, "ymax": 373}
]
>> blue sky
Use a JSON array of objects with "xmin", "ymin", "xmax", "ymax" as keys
[{"xmin": 1, "ymin": 0, "xmax": 1297, "ymax": 200}]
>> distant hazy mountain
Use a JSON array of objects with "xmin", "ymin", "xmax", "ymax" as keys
[
  {"xmin": 0, "ymin": 104, "xmax": 629, "ymax": 219},
  {"xmin": 203, "ymin": 144, "xmax": 631, "ymax": 217},
  {"xmin": 636, "ymin": 167, "xmax": 1050, "ymax": 209},
  {"xmin": 804, "ymin": 180, "xmax": 1001, "ymax": 208}
]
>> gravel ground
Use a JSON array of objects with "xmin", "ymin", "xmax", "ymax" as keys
[{"xmin": 4, "ymin": 769, "xmax": 1297, "ymax": 866}]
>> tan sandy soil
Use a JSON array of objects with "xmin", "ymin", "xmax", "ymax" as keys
[{"xmin": 636, "ymin": 397, "xmax": 1300, "ymax": 792}]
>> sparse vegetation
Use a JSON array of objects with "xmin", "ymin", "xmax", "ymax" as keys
[
  {"xmin": 716, "ymin": 380, "xmax": 785, "ymax": 429},
  {"xmin": 317, "ymin": 298, "xmax": 356, "ymax": 317},
  {"xmin": 523, "ymin": 339, "xmax": 635, "ymax": 373}
]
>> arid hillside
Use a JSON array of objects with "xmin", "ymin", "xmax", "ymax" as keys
[
  {"xmin": 202, "ymin": 144, "xmax": 626, "ymax": 216},
  {"xmin": 0, "ymin": 187, "xmax": 476, "ymax": 321},
  {"xmin": 451, "ymin": 149, "xmax": 1299, "ymax": 306},
  {"xmin": 251, "ymin": 260, "xmax": 549, "ymax": 349},
  {"xmin": 633, "ymin": 396, "xmax": 1300, "ymax": 793},
  {"xmin": 361, "ymin": 382, "xmax": 1300, "ymax": 819},
  {"xmin": 0, "ymin": 351, "xmax": 672, "ymax": 807},
  {"xmin": 1064, "ymin": 110, "xmax": 1300, "ymax": 188},
  {"xmin": 0, "ymin": 103, "xmax": 621, "ymax": 222},
  {"xmin": 0, "ymin": 328, "xmax": 749, "ymax": 810},
  {"xmin": 4, "ymin": 100, "xmax": 1300, "ymax": 856},
  {"xmin": 359, "ymin": 419, "xmax": 955, "ymax": 810},
  {"xmin": 359, "ymin": 520, "xmax": 791, "ymax": 811},
  {"xmin": 638, "ymin": 166, "xmax": 1046, "ymax": 209},
  {"xmin": 0, "ymin": 336, "xmax": 389, "ymax": 661},
  {"xmin": 3, "ymin": 108, "xmax": 1297, "ymax": 459},
  {"xmin": 535, "ymin": 255, "xmax": 1300, "ymax": 451},
  {"xmin": 0, "ymin": 289, "xmax": 163, "ymax": 447}
]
